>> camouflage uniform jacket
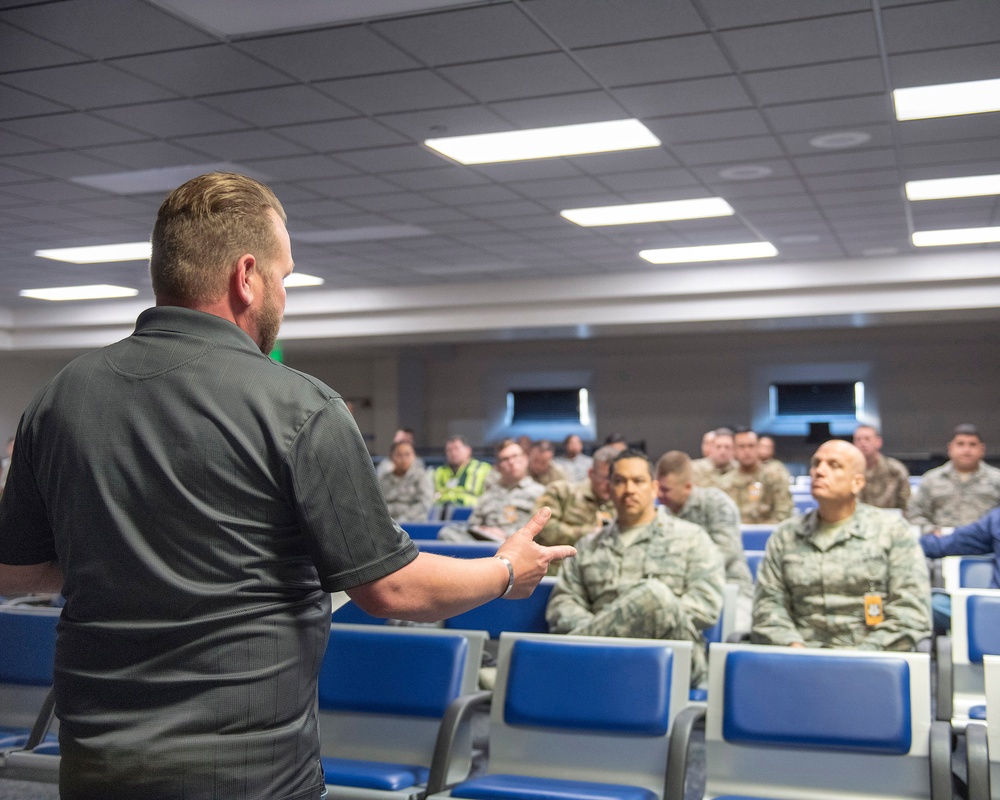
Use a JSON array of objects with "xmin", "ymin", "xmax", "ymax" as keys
[
  {"xmin": 530, "ymin": 464, "xmax": 568, "ymax": 487},
  {"xmin": 906, "ymin": 461, "xmax": 1000, "ymax": 533},
  {"xmin": 763, "ymin": 459, "xmax": 792, "ymax": 486},
  {"xmin": 439, "ymin": 475, "xmax": 545, "ymax": 539},
  {"xmin": 379, "ymin": 465, "xmax": 434, "ymax": 522},
  {"xmin": 533, "ymin": 478, "xmax": 615, "ymax": 547},
  {"xmin": 722, "ymin": 465, "xmax": 793, "ymax": 524},
  {"xmin": 546, "ymin": 507, "xmax": 724, "ymax": 685},
  {"xmin": 752, "ymin": 503, "xmax": 932, "ymax": 650},
  {"xmin": 554, "ymin": 454, "xmax": 593, "ymax": 484},
  {"xmin": 692, "ymin": 458, "xmax": 737, "ymax": 490},
  {"xmin": 673, "ymin": 486, "xmax": 753, "ymax": 601},
  {"xmin": 859, "ymin": 453, "xmax": 911, "ymax": 510}
]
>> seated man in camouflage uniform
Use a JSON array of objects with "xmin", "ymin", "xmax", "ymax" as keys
[
  {"xmin": 725, "ymin": 428, "xmax": 793, "ymax": 524},
  {"xmin": 656, "ymin": 450, "xmax": 754, "ymax": 630},
  {"xmin": 378, "ymin": 440, "xmax": 434, "ymax": 521},
  {"xmin": 546, "ymin": 449, "xmax": 724, "ymax": 686},
  {"xmin": 753, "ymin": 440, "xmax": 931, "ymax": 650},
  {"xmin": 907, "ymin": 423, "xmax": 1000, "ymax": 534},
  {"xmin": 533, "ymin": 444, "xmax": 619, "ymax": 547},
  {"xmin": 438, "ymin": 440, "xmax": 544, "ymax": 542},
  {"xmin": 852, "ymin": 425, "xmax": 910, "ymax": 510},
  {"xmin": 691, "ymin": 428, "xmax": 738, "ymax": 490}
]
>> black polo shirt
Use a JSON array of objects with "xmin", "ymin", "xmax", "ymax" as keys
[{"xmin": 0, "ymin": 306, "xmax": 417, "ymax": 800}]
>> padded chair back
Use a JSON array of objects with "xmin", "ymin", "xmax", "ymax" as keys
[
  {"xmin": 482, "ymin": 633, "xmax": 692, "ymax": 798},
  {"xmin": 705, "ymin": 643, "xmax": 941, "ymax": 800},
  {"xmin": 401, "ymin": 521, "xmax": 448, "ymax": 540},
  {"xmin": 702, "ymin": 583, "xmax": 738, "ymax": 645},
  {"xmin": 0, "ymin": 606, "xmax": 60, "ymax": 736},
  {"xmin": 443, "ymin": 577, "xmax": 555, "ymax": 638},
  {"xmin": 744, "ymin": 550, "xmax": 765, "ymax": 581},
  {"xmin": 985, "ymin": 655, "xmax": 1000, "ymax": 799},
  {"xmin": 740, "ymin": 525, "xmax": 774, "ymax": 551},
  {"xmin": 317, "ymin": 624, "xmax": 486, "ymax": 789},
  {"xmin": 949, "ymin": 589, "xmax": 1000, "ymax": 727},
  {"xmin": 447, "ymin": 506, "xmax": 474, "ymax": 522},
  {"xmin": 942, "ymin": 556, "xmax": 995, "ymax": 590},
  {"xmin": 417, "ymin": 541, "xmax": 499, "ymax": 559}
]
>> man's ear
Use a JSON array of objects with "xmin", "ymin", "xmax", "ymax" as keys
[{"xmin": 232, "ymin": 254, "xmax": 256, "ymax": 306}]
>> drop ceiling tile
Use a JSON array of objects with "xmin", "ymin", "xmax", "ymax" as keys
[
  {"xmin": 881, "ymin": 1, "xmax": 1000, "ymax": 52},
  {"xmin": 814, "ymin": 187, "xmax": 904, "ymax": 207},
  {"xmin": 2, "ymin": 112, "xmax": 150, "ymax": 149},
  {"xmin": 899, "ymin": 114, "xmax": 1000, "ymax": 145},
  {"xmin": 384, "ymin": 168, "xmax": 488, "ymax": 191},
  {"xmin": 67, "ymin": 196, "xmax": 166, "ymax": 217},
  {"xmin": 394, "ymin": 207, "xmax": 471, "ymax": 225},
  {"xmin": 461, "ymin": 199, "xmax": 550, "ymax": 218},
  {"xmin": 523, "ymin": 0, "xmax": 706, "ymax": 46},
  {"xmin": 299, "ymin": 174, "xmax": 399, "ymax": 199},
  {"xmin": 1, "ymin": 149, "xmax": 121, "ymax": 179},
  {"xmin": 902, "ymin": 160, "xmax": 1000, "ymax": 182},
  {"xmin": 336, "ymin": 146, "xmax": 449, "ymax": 174},
  {"xmin": 94, "ymin": 99, "xmax": 248, "ymax": 137},
  {"xmin": 178, "ymin": 130, "xmax": 308, "ymax": 161},
  {"xmin": 7, "ymin": 204, "xmax": 91, "ymax": 223},
  {"xmin": 81, "ymin": 140, "xmax": 208, "ymax": 170},
  {"xmin": 318, "ymin": 71, "xmax": 473, "ymax": 115},
  {"xmin": 239, "ymin": 154, "xmax": 356, "ymax": 181},
  {"xmin": 1, "ymin": 62, "xmax": 176, "ymax": 108},
  {"xmin": 902, "ymin": 139, "xmax": 1000, "ymax": 168},
  {"xmin": 0, "ymin": 129, "xmax": 48, "ymax": 156},
  {"xmin": 425, "ymin": 184, "xmax": 522, "ymax": 206},
  {"xmin": 489, "ymin": 92, "xmax": 625, "ymax": 128},
  {"xmin": 471, "ymin": 160, "xmax": 583, "ymax": 182},
  {"xmin": 1, "ymin": 0, "xmax": 211, "ymax": 58},
  {"xmin": 699, "ymin": 0, "xmax": 870, "ymax": 28},
  {"xmin": 4, "ymin": 180, "xmax": 108, "ymax": 203},
  {"xmin": 598, "ymin": 168, "xmax": 700, "ymax": 192},
  {"xmin": 615, "ymin": 76, "xmax": 754, "ymax": 118},
  {"xmin": 888, "ymin": 42, "xmax": 1000, "ymax": 88},
  {"xmin": 348, "ymin": 193, "xmax": 440, "ymax": 213},
  {"xmin": 575, "ymin": 35, "xmax": 731, "ymax": 87},
  {"xmin": 115, "ymin": 46, "xmax": 292, "ymax": 96},
  {"xmin": 376, "ymin": 105, "xmax": 511, "ymax": 140},
  {"xmin": 805, "ymin": 169, "xmax": 900, "ymax": 192},
  {"xmin": 201, "ymin": 86, "xmax": 355, "ymax": 127},
  {"xmin": 795, "ymin": 148, "xmax": 898, "ymax": 175},
  {"xmin": 647, "ymin": 109, "xmax": 770, "ymax": 144},
  {"xmin": 698, "ymin": 176, "xmax": 807, "ymax": 198},
  {"xmin": 506, "ymin": 175, "xmax": 612, "ymax": 200},
  {"xmin": 282, "ymin": 198, "xmax": 356, "ymax": 220},
  {"xmin": 0, "ymin": 21, "xmax": 82, "ymax": 72},
  {"xmin": 781, "ymin": 124, "xmax": 893, "ymax": 155},
  {"xmin": 439, "ymin": 54, "xmax": 598, "ymax": 103},
  {"xmin": 670, "ymin": 135, "xmax": 786, "ymax": 166},
  {"xmin": 238, "ymin": 25, "xmax": 420, "ymax": 81},
  {"xmin": 569, "ymin": 149, "xmax": 681, "ymax": 176},
  {"xmin": 764, "ymin": 95, "xmax": 890, "ymax": 133},
  {"xmin": 0, "ymin": 84, "xmax": 68, "ymax": 120},
  {"xmin": 744, "ymin": 59, "xmax": 885, "ymax": 105},
  {"xmin": 719, "ymin": 13, "xmax": 878, "ymax": 72},
  {"xmin": 373, "ymin": 4, "xmax": 556, "ymax": 65},
  {"xmin": 277, "ymin": 119, "xmax": 408, "ymax": 152}
]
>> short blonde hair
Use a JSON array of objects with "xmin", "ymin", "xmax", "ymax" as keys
[{"xmin": 150, "ymin": 172, "xmax": 287, "ymax": 304}]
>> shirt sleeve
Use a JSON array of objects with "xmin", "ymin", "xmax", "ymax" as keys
[
  {"xmin": 545, "ymin": 548, "xmax": 596, "ymax": 633},
  {"xmin": 284, "ymin": 398, "xmax": 417, "ymax": 592},
  {"xmin": 0, "ymin": 412, "xmax": 57, "ymax": 566},
  {"xmin": 920, "ymin": 514, "xmax": 994, "ymax": 559},
  {"xmin": 751, "ymin": 527, "xmax": 806, "ymax": 646}
]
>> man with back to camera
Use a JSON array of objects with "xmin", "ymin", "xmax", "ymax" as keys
[
  {"xmin": 752, "ymin": 440, "xmax": 931, "ymax": 650},
  {"xmin": 0, "ymin": 173, "xmax": 575, "ymax": 800},
  {"xmin": 725, "ymin": 428, "xmax": 793, "ymax": 524},
  {"xmin": 907, "ymin": 423, "xmax": 1000, "ymax": 534},
  {"xmin": 852, "ymin": 424, "xmax": 910, "ymax": 510},
  {"xmin": 546, "ymin": 449, "xmax": 724, "ymax": 686}
]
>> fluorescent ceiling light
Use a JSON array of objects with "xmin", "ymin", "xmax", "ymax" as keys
[
  {"xmin": 893, "ymin": 77, "xmax": 1000, "ymax": 121},
  {"xmin": 905, "ymin": 174, "xmax": 1000, "ymax": 201},
  {"xmin": 283, "ymin": 273, "xmax": 324, "ymax": 287},
  {"xmin": 912, "ymin": 227, "xmax": 1000, "ymax": 247},
  {"xmin": 639, "ymin": 241, "xmax": 778, "ymax": 264},
  {"xmin": 424, "ymin": 120, "xmax": 660, "ymax": 165},
  {"xmin": 35, "ymin": 242, "xmax": 151, "ymax": 264},
  {"xmin": 20, "ymin": 285, "xmax": 140, "ymax": 301},
  {"xmin": 561, "ymin": 198, "xmax": 734, "ymax": 227}
]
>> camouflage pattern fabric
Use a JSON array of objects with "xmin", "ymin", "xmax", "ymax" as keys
[
  {"xmin": 722, "ymin": 465, "xmax": 793, "ymax": 524},
  {"xmin": 378, "ymin": 465, "xmax": 434, "ymax": 522},
  {"xmin": 859, "ymin": 453, "xmax": 911, "ymax": 510},
  {"xmin": 907, "ymin": 461, "xmax": 1000, "ymax": 533},
  {"xmin": 438, "ymin": 475, "xmax": 545, "ymax": 541}
]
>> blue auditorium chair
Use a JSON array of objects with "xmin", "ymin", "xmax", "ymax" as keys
[
  {"xmin": 699, "ymin": 643, "xmax": 951, "ymax": 800},
  {"xmin": 443, "ymin": 577, "xmax": 555, "ymax": 639},
  {"xmin": 446, "ymin": 506, "xmax": 474, "ymax": 522},
  {"xmin": 942, "ymin": 555, "xmax": 994, "ymax": 590},
  {"xmin": 429, "ymin": 633, "xmax": 696, "ymax": 800},
  {"xmin": 402, "ymin": 521, "xmax": 449, "ymax": 539},
  {"xmin": 0, "ymin": 606, "xmax": 60, "ymax": 751},
  {"xmin": 936, "ymin": 589, "xmax": 1000, "ymax": 731},
  {"xmin": 416, "ymin": 541, "xmax": 499, "ymax": 559},
  {"xmin": 744, "ymin": 550, "xmax": 765, "ymax": 581},
  {"xmin": 740, "ymin": 525, "xmax": 774, "ymax": 552},
  {"xmin": 965, "ymin": 653, "xmax": 998, "ymax": 800},
  {"xmin": 318, "ymin": 623, "xmax": 488, "ymax": 800}
]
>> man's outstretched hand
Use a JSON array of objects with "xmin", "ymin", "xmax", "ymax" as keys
[{"xmin": 496, "ymin": 507, "xmax": 576, "ymax": 599}]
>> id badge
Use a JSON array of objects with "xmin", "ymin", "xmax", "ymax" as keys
[{"xmin": 864, "ymin": 593, "xmax": 885, "ymax": 626}]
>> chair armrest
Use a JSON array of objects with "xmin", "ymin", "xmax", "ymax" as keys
[
  {"xmin": 24, "ymin": 688, "xmax": 56, "ymax": 750},
  {"xmin": 930, "ymin": 558, "xmax": 943, "ymax": 589},
  {"xmin": 935, "ymin": 635, "xmax": 953, "ymax": 722},
  {"xmin": 426, "ymin": 689, "xmax": 493, "ymax": 795},
  {"xmin": 929, "ymin": 720, "xmax": 953, "ymax": 800},
  {"xmin": 664, "ymin": 704, "xmax": 706, "ymax": 800},
  {"xmin": 725, "ymin": 630, "xmax": 751, "ymax": 643},
  {"xmin": 966, "ymin": 723, "xmax": 990, "ymax": 800}
]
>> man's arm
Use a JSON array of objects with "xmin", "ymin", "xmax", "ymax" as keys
[
  {"xmin": 676, "ymin": 528, "xmax": 725, "ymax": 635},
  {"xmin": 858, "ymin": 524, "xmax": 932, "ymax": 651},
  {"xmin": 920, "ymin": 513, "xmax": 995, "ymax": 559},
  {"xmin": 544, "ymin": 542, "xmax": 596, "ymax": 633},
  {"xmin": 751, "ymin": 531, "xmax": 806, "ymax": 646},
  {"xmin": 348, "ymin": 508, "xmax": 575, "ymax": 622},
  {"xmin": 0, "ymin": 561, "xmax": 63, "ymax": 595}
]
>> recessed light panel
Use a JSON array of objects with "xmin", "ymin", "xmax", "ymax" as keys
[
  {"xmin": 20, "ymin": 285, "xmax": 140, "ymax": 301},
  {"xmin": 912, "ymin": 227, "xmax": 1000, "ymax": 247},
  {"xmin": 639, "ymin": 242, "xmax": 778, "ymax": 264},
  {"xmin": 808, "ymin": 131, "xmax": 871, "ymax": 149},
  {"xmin": 561, "ymin": 198, "xmax": 734, "ymax": 227},
  {"xmin": 893, "ymin": 78, "xmax": 1000, "ymax": 121},
  {"xmin": 424, "ymin": 120, "xmax": 660, "ymax": 165},
  {"xmin": 718, "ymin": 165, "xmax": 773, "ymax": 181},
  {"xmin": 905, "ymin": 174, "xmax": 1000, "ymax": 201},
  {"xmin": 35, "ymin": 243, "xmax": 152, "ymax": 263},
  {"xmin": 283, "ymin": 273, "xmax": 324, "ymax": 287}
]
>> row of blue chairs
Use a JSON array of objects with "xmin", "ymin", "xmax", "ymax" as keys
[{"xmin": 966, "ymin": 654, "xmax": 999, "ymax": 800}]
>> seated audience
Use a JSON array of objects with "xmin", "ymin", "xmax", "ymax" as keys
[
  {"xmin": 554, "ymin": 433, "xmax": 592, "ymax": 483},
  {"xmin": 432, "ymin": 435, "xmax": 492, "ymax": 509},
  {"xmin": 376, "ymin": 428, "xmax": 425, "ymax": 477},
  {"xmin": 528, "ymin": 439, "xmax": 568, "ymax": 487},
  {"xmin": 852, "ymin": 424, "xmax": 910, "ymax": 510},
  {"xmin": 656, "ymin": 450, "xmax": 754, "ymax": 629},
  {"xmin": 725, "ymin": 429, "xmax": 793, "ymax": 524},
  {"xmin": 534, "ymin": 444, "xmax": 618, "ymax": 547},
  {"xmin": 378, "ymin": 440, "xmax": 434, "ymax": 522},
  {"xmin": 546, "ymin": 449, "xmax": 724, "ymax": 686},
  {"xmin": 907, "ymin": 423, "xmax": 1000, "ymax": 533},
  {"xmin": 692, "ymin": 427, "xmax": 737, "ymax": 489},
  {"xmin": 439, "ymin": 440, "xmax": 544, "ymax": 542},
  {"xmin": 758, "ymin": 435, "xmax": 791, "ymax": 484},
  {"xmin": 753, "ymin": 440, "xmax": 932, "ymax": 650}
]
